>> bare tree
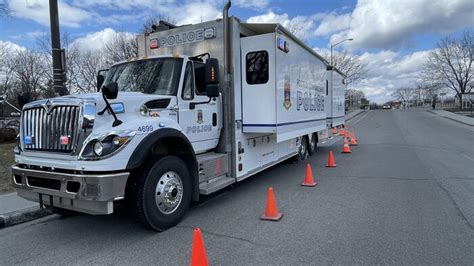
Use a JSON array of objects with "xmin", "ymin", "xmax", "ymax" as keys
[
  {"xmin": 141, "ymin": 15, "xmax": 177, "ymax": 34},
  {"xmin": 10, "ymin": 49, "xmax": 49, "ymax": 100},
  {"xmin": 103, "ymin": 31, "xmax": 138, "ymax": 65},
  {"xmin": 323, "ymin": 51, "xmax": 368, "ymax": 85},
  {"xmin": 422, "ymin": 31, "xmax": 473, "ymax": 107},
  {"xmin": 345, "ymin": 88, "xmax": 365, "ymax": 108},
  {"xmin": 391, "ymin": 87, "xmax": 415, "ymax": 107},
  {"xmin": 69, "ymin": 48, "xmax": 106, "ymax": 93}
]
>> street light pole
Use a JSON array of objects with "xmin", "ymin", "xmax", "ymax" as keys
[
  {"xmin": 49, "ymin": 0, "xmax": 68, "ymax": 96},
  {"xmin": 330, "ymin": 38, "xmax": 353, "ymax": 66}
]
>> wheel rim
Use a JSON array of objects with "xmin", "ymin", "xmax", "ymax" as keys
[
  {"xmin": 155, "ymin": 171, "xmax": 183, "ymax": 214},
  {"xmin": 298, "ymin": 137, "xmax": 307, "ymax": 158},
  {"xmin": 310, "ymin": 135, "xmax": 316, "ymax": 151}
]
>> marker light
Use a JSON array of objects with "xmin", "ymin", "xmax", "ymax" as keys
[
  {"xmin": 110, "ymin": 103, "xmax": 125, "ymax": 114},
  {"xmin": 150, "ymin": 39, "xmax": 159, "ymax": 49}
]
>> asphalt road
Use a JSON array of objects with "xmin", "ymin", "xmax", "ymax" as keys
[{"xmin": 1, "ymin": 110, "xmax": 473, "ymax": 264}]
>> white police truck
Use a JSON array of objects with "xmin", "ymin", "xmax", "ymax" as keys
[{"xmin": 11, "ymin": 2, "xmax": 345, "ymax": 231}]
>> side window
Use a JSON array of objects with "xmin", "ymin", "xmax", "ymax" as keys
[
  {"xmin": 181, "ymin": 62, "xmax": 194, "ymax": 100},
  {"xmin": 246, "ymin": 50, "xmax": 269, "ymax": 84},
  {"xmin": 194, "ymin": 63, "xmax": 206, "ymax": 95}
]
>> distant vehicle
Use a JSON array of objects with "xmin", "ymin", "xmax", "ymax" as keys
[{"xmin": 382, "ymin": 105, "xmax": 391, "ymax": 109}]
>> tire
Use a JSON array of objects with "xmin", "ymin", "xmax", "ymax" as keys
[
  {"xmin": 308, "ymin": 133, "xmax": 317, "ymax": 156},
  {"xmin": 136, "ymin": 156, "xmax": 191, "ymax": 231},
  {"xmin": 296, "ymin": 136, "xmax": 309, "ymax": 162}
]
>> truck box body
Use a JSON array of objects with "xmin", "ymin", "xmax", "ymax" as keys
[
  {"xmin": 326, "ymin": 67, "xmax": 346, "ymax": 127},
  {"xmin": 139, "ymin": 19, "xmax": 331, "ymax": 180},
  {"xmin": 240, "ymin": 30, "xmax": 328, "ymax": 142}
]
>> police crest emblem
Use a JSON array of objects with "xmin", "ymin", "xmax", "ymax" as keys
[{"xmin": 283, "ymin": 75, "xmax": 291, "ymax": 110}]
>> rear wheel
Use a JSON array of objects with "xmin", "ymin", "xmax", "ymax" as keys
[
  {"xmin": 136, "ymin": 156, "xmax": 191, "ymax": 231},
  {"xmin": 308, "ymin": 133, "xmax": 317, "ymax": 156},
  {"xmin": 296, "ymin": 136, "xmax": 309, "ymax": 162}
]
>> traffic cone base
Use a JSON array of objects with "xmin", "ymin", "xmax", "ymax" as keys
[
  {"xmin": 342, "ymin": 138, "xmax": 352, "ymax": 153},
  {"xmin": 326, "ymin": 151, "xmax": 337, "ymax": 167},
  {"xmin": 190, "ymin": 228, "xmax": 209, "ymax": 266},
  {"xmin": 261, "ymin": 212, "xmax": 283, "ymax": 221},
  {"xmin": 302, "ymin": 163, "xmax": 317, "ymax": 187},
  {"xmin": 261, "ymin": 187, "xmax": 283, "ymax": 221}
]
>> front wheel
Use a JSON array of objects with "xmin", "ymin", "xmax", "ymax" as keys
[{"xmin": 136, "ymin": 156, "xmax": 192, "ymax": 231}]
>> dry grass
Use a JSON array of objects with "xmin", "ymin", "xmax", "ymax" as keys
[{"xmin": 0, "ymin": 143, "xmax": 15, "ymax": 194}]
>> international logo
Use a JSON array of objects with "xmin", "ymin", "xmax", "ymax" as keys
[
  {"xmin": 283, "ymin": 75, "xmax": 291, "ymax": 110},
  {"xmin": 44, "ymin": 99, "xmax": 53, "ymax": 114}
]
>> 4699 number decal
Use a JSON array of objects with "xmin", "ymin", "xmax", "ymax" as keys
[{"xmin": 137, "ymin": 125, "xmax": 154, "ymax": 133}]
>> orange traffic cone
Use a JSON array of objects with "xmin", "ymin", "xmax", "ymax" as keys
[
  {"xmin": 349, "ymin": 129, "xmax": 358, "ymax": 146},
  {"xmin": 190, "ymin": 228, "xmax": 209, "ymax": 266},
  {"xmin": 349, "ymin": 135, "xmax": 358, "ymax": 146},
  {"xmin": 261, "ymin": 187, "xmax": 283, "ymax": 221},
  {"xmin": 302, "ymin": 164, "xmax": 317, "ymax": 187},
  {"xmin": 326, "ymin": 151, "xmax": 337, "ymax": 167},
  {"xmin": 342, "ymin": 138, "xmax": 352, "ymax": 153},
  {"xmin": 339, "ymin": 128, "xmax": 345, "ymax": 136},
  {"xmin": 344, "ymin": 129, "xmax": 350, "ymax": 139},
  {"xmin": 332, "ymin": 127, "xmax": 338, "ymax": 134}
]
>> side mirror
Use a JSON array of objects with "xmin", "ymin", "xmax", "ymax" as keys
[
  {"xmin": 206, "ymin": 84, "xmax": 219, "ymax": 98},
  {"xmin": 102, "ymin": 82, "xmax": 118, "ymax": 99},
  {"xmin": 205, "ymin": 58, "xmax": 220, "ymax": 84},
  {"xmin": 97, "ymin": 74, "xmax": 105, "ymax": 91}
]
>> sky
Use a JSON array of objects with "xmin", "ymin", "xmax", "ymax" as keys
[{"xmin": 0, "ymin": 0, "xmax": 473, "ymax": 103}]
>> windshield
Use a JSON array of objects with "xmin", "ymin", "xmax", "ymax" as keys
[{"xmin": 104, "ymin": 58, "xmax": 183, "ymax": 95}]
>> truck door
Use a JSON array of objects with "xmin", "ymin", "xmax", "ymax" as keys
[{"xmin": 178, "ymin": 60, "xmax": 221, "ymax": 153}]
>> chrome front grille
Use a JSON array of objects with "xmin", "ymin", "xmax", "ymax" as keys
[{"xmin": 22, "ymin": 105, "xmax": 81, "ymax": 153}]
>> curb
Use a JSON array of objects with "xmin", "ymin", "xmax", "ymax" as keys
[
  {"xmin": 346, "ymin": 110, "xmax": 365, "ymax": 121},
  {"xmin": 427, "ymin": 110, "xmax": 474, "ymax": 126},
  {"xmin": 0, "ymin": 206, "xmax": 50, "ymax": 229}
]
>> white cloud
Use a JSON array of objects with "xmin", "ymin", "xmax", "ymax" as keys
[
  {"xmin": 7, "ymin": 0, "xmax": 93, "ymax": 28},
  {"xmin": 246, "ymin": 11, "xmax": 315, "ymax": 40},
  {"xmin": 73, "ymin": 0, "xmax": 221, "ymax": 26},
  {"xmin": 0, "ymin": 40, "xmax": 26, "ymax": 52},
  {"xmin": 235, "ymin": 0, "xmax": 269, "ymax": 9},
  {"xmin": 332, "ymin": 0, "xmax": 474, "ymax": 49},
  {"xmin": 173, "ymin": 2, "xmax": 221, "ymax": 25},
  {"xmin": 72, "ymin": 0, "xmax": 172, "ymax": 10},
  {"xmin": 353, "ymin": 49, "xmax": 433, "ymax": 103},
  {"xmin": 314, "ymin": 13, "xmax": 351, "ymax": 37},
  {"xmin": 72, "ymin": 28, "xmax": 134, "ymax": 51}
]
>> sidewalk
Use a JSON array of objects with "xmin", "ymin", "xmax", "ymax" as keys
[
  {"xmin": 429, "ymin": 110, "xmax": 474, "ymax": 126},
  {"xmin": 0, "ymin": 192, "xmax": 49, "ymax": 228},
  {"xmin": 346, "ymin": 109, "xmax": 365, "ymax": 121}
]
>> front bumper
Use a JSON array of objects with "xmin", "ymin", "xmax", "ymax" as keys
[{"xmin": 11, "ymin": 165, "xmax": 129, "ymax": 215}]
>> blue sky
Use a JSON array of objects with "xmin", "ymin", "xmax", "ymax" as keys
[{"xmin": 1, "ymin": 0, "xmax": 473, "ymax": 103}]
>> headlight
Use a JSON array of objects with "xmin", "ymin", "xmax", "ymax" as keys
[
  {"xmin": 14, "ymin": 134, "xmax": 21, "ymax": 154},
  {"xmin": 79, "ymin": 130, "xmax": 136, "ymax": 160},
  {"xmin": 93, "ymin": 141, "xmax": 104, "ymax": 156}
]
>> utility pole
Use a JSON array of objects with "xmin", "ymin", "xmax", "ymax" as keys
[{"xmin": 49, "ymin": 0, "xmax": 68, "ymax": 96}]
